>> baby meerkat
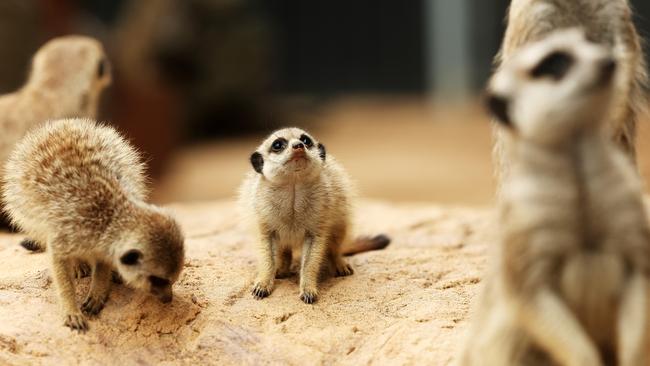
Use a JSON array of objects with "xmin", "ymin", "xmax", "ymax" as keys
[
  {"xmin": 495, "ymin": 0, "xmax": 648, "ymax": 180},
  {"xmin": 460, "ymin": 30, "xmax": 650, "ymax": 366},
  {"xmin": 0, "ymin": 35, "xmax": 111, "ymax": 230},
  {"xmin": 239, "ymin": 128, "xmax": 390, "ymax": 304},
  {"xmin": 2, "ymin": 118, "xmax": 184, "ymax": 332}
]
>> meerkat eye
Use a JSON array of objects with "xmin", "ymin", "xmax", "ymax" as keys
[
  {"xmin": 270, "ymin": 138, "xmax": 287, "ymax": 153},
  {"xmin": 530, "ymin": 51, "xmax": 574, "ymax": 80},
  {"xmin": 299, "ymin": 134, "xmax": 314, "ymax": 148},
  {"xmin": 97, "ymin": 58, "xmax": 108, "ymax": 79},
  {"xmin": 149, "ymin": 276, "xmax": 170, "ymax": 288}
]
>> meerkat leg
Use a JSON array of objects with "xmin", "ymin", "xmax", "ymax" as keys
[
  {"xmin": 252, "ymin": 233, "xmax": 275, "ymax": 299},
  {"xmin": 518, "ymin": 288, "xmax": 602, "ymax": 366},
  {"xmin": 275, "ymin": 248, "xmax": 293, "ymax": 279},
  {"xmin": 81, "ymin": 262, "xmax": 112, "ymax": 317},
  {"xmin": 617, "ymin": 272, "xmax": 649, "ymax": 366},
  {"xmin": 300, "ymin": 235, "xmax": 329, "ymax": 304},
  {"xmin": 328, "ymin": 226, "xmax": 353, "ymax": 277},
  {"xmin": 51, "ymin": 253, "xmax": 87, "ymax": 332}
]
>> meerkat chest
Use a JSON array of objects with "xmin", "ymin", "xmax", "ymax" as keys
[
  {"xmin": 259, "ymin": 184, "xmax": 324, "ymax": 236},
  {"xmin": 559, "ymin": 252, "xmax": 625, "ymax": 343}
]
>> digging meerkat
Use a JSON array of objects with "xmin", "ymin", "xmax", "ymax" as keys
[
  {"xmin": 2, "ymin": 118, "xmax": 184, "ymax": 332},
  {"xmin": 0, "ymin": 35, "xmax": 112, "ymax": 230},
  {"xmin": 239, "ymin": 127, "xmax": 390, "ymax": 304},
  {"xmin": 494, "ymin": 0, "xmax": 648, "ymax": 181},
  {"xmin": 460, "ymin": 30, "xmax": 650, "ymax": 366}
]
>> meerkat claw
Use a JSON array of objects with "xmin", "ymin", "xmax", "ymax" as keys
[
  {"xmin": 81, "ymin": 295, "xmax": 107, "ymax": 316},
  {"xmin": 20, "ymin": 238, "xmax": 44, "ymax": 252},
  {"xmin": 64, "ymin": 313, "xmax": 88, "ymax": 332},
  {"xmin": 252, "ymin": 284, "xmax": 271, "ymax": 299},
  {"xmin": 300, "ymin": 290, "xmax": 318, "ymax": 304}
]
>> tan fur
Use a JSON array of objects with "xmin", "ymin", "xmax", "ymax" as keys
[
  {"xmin": 0, "ymin": 35, "xmax": 111, "ymax": 228},
  {"xmin": 239, "ymin": 128, "xmax": 389, "ymax": 304},
  {"xmin": 2, "ymin": 119, "xmax": 184, "ymax": 332},
  {"xmin": 461, "ymin": 31, "xmax": 650, "ymax": 366},
  {"xmin": 494, "ymin": 0, "xmax": 648, "ymax": 181}
]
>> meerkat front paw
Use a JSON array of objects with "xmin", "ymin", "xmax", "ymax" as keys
[
  {"xmin": 81, "ymin": 294, "xmax": 108, "ymax": 316},
  {"xmin": 252, "ymin": 281, "xmax": 274, "ymax": 299},
  {"xmin": 64, "ymin": 313, "xmax": 88, "ymax": 332},
  {"xmin": 299, "ymin": 288, "xmax": 319, "ymax": 304}
]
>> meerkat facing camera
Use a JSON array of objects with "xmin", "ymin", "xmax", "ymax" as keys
[
  {"xmin": 494, "ymin": 0, "xmax": 648, "ymax": 180},
  {"xmin": 239, "ymin": 128, "xmax": 390, "ymax": 304},
  {"xmin": 459, "ymin": 30, "xmax": 650, "ymax": 366},
  {"xmin": 0, "ymin": 35, "xmax": 111, "ymax": 230},
  {"xmin": 2, "ymin": 118, "xmax": 184, "ymax": 332}
]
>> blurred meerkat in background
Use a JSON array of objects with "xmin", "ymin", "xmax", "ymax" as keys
[
  {"xmin": 460, "ymin": 30, "xmax": 650, "ymax": 366},
  {"xmin": 0, "ymin": 35, "xmax": 112, "ymax": 230},
  {"xmin": 494, "ymin": 0, "xmax": 648, "ymax": 181}
]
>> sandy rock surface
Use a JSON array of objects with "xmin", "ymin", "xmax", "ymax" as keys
[{"xmin": 0, "ymin": 200, "xmax": 493, "ymax": 365}]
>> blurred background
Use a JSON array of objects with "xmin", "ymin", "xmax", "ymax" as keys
[{"xmin": 0, "ymin": 0, "xmax": 649, "ymax": 206}]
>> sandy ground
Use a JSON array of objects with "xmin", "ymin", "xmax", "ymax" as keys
[{"xmin": 0, "ymin": 200, "xmax": 492, "ymax": 365}]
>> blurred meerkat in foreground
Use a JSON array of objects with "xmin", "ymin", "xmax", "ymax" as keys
[
  {"xmin": 0, "ymin": 35, "xmax": 111, "ymax": 230},
  {"xmin": 494, "ymin": 0, "xmax": 648, "ymax": 180},
  {"xmin": 460, "ymin": 30, "xmax": 650, "ymax": 366},
  {"xmin": 2, "ymin": 119, "xmax": 184, "ymax": 332},
  {"xmin": 239, "ymin": 128, "xmax": 390, "ymax": 304}
]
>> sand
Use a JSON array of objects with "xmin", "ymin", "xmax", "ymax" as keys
[{"xmin": 0, "ymin": 200, "xmax": 493, "ymax": 365}]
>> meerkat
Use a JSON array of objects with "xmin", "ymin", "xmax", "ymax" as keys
[
  {"xmin": 0, "ymin": 35, "xmax": 111, "ymax": 230},
  {"xmin": 2, "ymin": 118, "xmax": 184, "ymax": 332},
  {"xmin": 460, "ymin": 30, "xmax": 650, "ymax": 366},
  {"xmin": 239, "ymin": 128, "xmax": 390, "ymax": 304},
  {"xmin": 494, "ymin": 0, "xmax": 648, "ymax": 181}
]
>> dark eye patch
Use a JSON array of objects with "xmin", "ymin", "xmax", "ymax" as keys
[
  {"xmin": 97, "ymin": 58, "xmax": 108, "ymax": 79},
  {"xmin": 299, "ymin": 134, "xmax": 314, "ymax": 148},
  {"xmin": 149, "ymin": 275, "xmax": 170, "ymax": 288},
  {"xmin": 270, "ymin": 138, "xmax": 287, "ymax": 153},
  {"xmin": 530, "ymin": 51, "xmax": 574, "ymax": 81}
]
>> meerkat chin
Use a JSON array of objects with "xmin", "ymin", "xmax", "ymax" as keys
[
  {"xmin": 0, "ymin": 35, "xmax": 112, "ymax": 231},
  {"xmin": 239, "ymin": 127, "xmax": 391, "ymax": 304},
  {"xmin": 459, "ymin": 29, "xmax": 650, "ymax": 366},
  {"xmin": 493, "ymin": 0, "xmax": 648, "ymax": 184},
  {"xmin": 2, "ymin": 118, "xmax": 184, "ymax": 332}
]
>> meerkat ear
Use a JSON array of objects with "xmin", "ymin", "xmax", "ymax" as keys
[
  {"xmin": 318, "ymin": 143, "xmax": 326, "ymax": 161},
  {"xmin": 486, "ymin": 94, "xmax": 512, "ymax": 128},
  {"xmin": 250, "ymin": 152, "xmax": 264, "ymax": 174},
  {"xmin": 120, "ymin": 249, "xmax": 143, "ymax": 265}
]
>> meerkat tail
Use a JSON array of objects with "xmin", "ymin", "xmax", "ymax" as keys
[{"xmin": 341, "ymin": 234, "xmax": 391, "ymax": 256}]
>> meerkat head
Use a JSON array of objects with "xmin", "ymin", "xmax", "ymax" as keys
[
  {"xmin": 28, "ymin": 35, "xmax": 112, "ymax": 116},
  {"xmin": 114, "ymin": 208, "xmax": 185, "ymax": 303},
  {"xmin": 486, "ymin": 28, "xmax": 617, "ymax": 145},
  {"xmin": 249, "ymin": 127, "xmax": 327, "ymax": 184}
]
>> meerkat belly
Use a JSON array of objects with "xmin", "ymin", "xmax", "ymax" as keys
[{"xmin": 559, "ymin": 252, "xmax": 625, "ymax": 345}]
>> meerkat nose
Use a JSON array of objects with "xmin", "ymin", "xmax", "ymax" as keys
[{"xmin": 293, "ymin": 142, "xmax": 305, "ymax": 150}]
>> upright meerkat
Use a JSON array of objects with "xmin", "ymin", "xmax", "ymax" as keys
[
  {"xmin": 239, "ymin": 128, "xmax": 390, "ymax": 304},
  {"xmin": 495, "ymin": 0, "xmax": 648, "ymax": 180},
  {"xmin": 2, "ymin": 118, "xmax": 184, "ymax": 332},
  {"xmin": 0, "ymin": 35, "xmax": 111, "ymax": 230},
  {"xmin": 460, "ymin": 30, "xmax": 650, "ymax": 366}
]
